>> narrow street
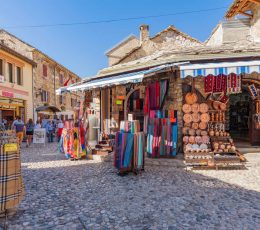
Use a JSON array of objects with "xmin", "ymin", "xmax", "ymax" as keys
[{"xmin": 1, "ymin": 144, "xmax": 260, "ymax": 230}]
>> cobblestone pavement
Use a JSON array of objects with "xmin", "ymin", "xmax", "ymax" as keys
[{"xmin": 1, "ymin": 143, "xmax": 260, "ymax": 230}]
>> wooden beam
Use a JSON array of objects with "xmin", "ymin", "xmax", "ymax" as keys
[
  {"xmin": 239, "ymin": 10, "xmax": 253, "ymax": 18},
  {"xmin": 248, "ymin": 0, "xmax": 260, "ymax": 5},
  {"xmin": 234, "ymin": 0, "xmax": 250, "ymax": 14}
]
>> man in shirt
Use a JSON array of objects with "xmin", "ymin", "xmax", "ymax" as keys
[{"xmin": 13, "ymin": 116, "xmax": 25, "ymax": 145}]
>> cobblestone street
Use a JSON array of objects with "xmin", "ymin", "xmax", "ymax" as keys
[{"xmin": 1, "ymin": 144, "xmax": 260, "ymax": 230}]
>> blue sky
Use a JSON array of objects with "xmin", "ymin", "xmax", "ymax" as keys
[{"xmin": 0, "ymin": 0, "xmax": 233, "ymax": 77}]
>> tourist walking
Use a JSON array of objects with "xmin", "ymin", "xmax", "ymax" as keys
[
  {"xmin": 13, "ymin": 116, "xmax": 25, "ymax": 145},
  {"xmin": 26, "ymin": 119, "xmax": 34, "ymax": 147},
  {"xmin": 35, "ymin": 120, "xmax": 42, "ymax": 129},
  {"xmin": 46, "ymin": 120, "xmax": 54, "ymax": 143}
]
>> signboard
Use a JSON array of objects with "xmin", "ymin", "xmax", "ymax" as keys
[
  {"xmin": 33, "ymin": 128, "xmax": 46, "ymax": 144},
  {"xmin": 0, "ymin": 75, "xmax": 4, "ymax": 83},
  {"xmin": 116, "ymin": 100, "xmax": 123, "ymax": 105},
  {"xmin": 2, "ymin": 91, "xmax": 14, "ymax": 98},
  {"xmin": 4, "ymin": 143, "xmax": 18, "ymax": 152}
]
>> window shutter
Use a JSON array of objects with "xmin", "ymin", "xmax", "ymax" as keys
[{"xmin": 43, "ymin": 64, "xmax": 47, "ymax": 77}]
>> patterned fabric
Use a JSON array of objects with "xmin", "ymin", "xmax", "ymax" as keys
[
  {"xmin": 114, "ymin": 131, "xmax": 145, "ymax": 171},
  {"xmin": 0, "ymin": 142, "xmax": 24, "ymax": 212},
  {"xmin": 146, "ymin": 110, "xmax": 178, "ymax": 158}
]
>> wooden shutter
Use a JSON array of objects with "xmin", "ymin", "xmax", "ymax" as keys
[{"xmin": 43, "ymin": 64, "xmax": 47, "ymax": 77}]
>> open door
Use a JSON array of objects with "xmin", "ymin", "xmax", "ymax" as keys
[{"xmin": 249, "ymin": 100, "xmax": 260, "ymax": 146}]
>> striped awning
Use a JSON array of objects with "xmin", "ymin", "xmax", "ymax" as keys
[
  {"xmin": 180, "ymin": 60, "xmax": 260, "ymax": 78},
  {"xmin": 58, "ymin": 63, "xmax": 183, "ymax": 94}
]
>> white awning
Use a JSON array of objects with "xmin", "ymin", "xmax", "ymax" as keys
[
  {"xmin": 180, "ymin": 60, "xmax": 260, "ymax": 78},
  {"xmin": 60, "ymin": 62, "xmax": 184, "ymax": 93}
]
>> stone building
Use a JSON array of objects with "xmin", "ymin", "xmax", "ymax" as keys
[
  {"xmin": 0, "ymin": 29, "xmax": 81, "ymax": 121},
  {"xmin": 59, "ymin": 0, "xmax": 260, "ymax": 146},
  {"xmin": 0, "ymin": 42, "xmax": 36, "ymax": 125}
]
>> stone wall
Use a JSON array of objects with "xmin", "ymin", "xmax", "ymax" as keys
[
  {"xmin": 0, "ymin": 30, "xmax": 33, "ymax": 59},
  {"xmin": 33, "ymin": 51, "xmax": 81, "ymax": 112},
  {"xmin": 119, "ymin": 27, "xmax": 203, "ymax": 64},
  {"xmin": 107, "ymin": 36, "xmax": 140, "ymax": 66}
]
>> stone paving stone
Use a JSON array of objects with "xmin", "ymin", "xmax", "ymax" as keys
[{"xmin": 0, "ymin": 143, "xmax": 259, "ymax": 229}]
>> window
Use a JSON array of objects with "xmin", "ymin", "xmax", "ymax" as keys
[
  {"xmin": 71, "ymin": 98, "xmax": 77, "ymax": 107},
  {"xmin": 17, "ymin": 66, "xmax": 22, "ymax": 85},
  {"xmin": 41, "ymin": 90, "xmax": 49, "ymax": 102},
  {"xmin": 43, "ymin": 64, "xmax": 47, "ymax": 77},
  {"xmin": 59, "ymin": 74, "xmax": 64, "ymax": 85},
  {"xmin": 59, "ymin": 95, "xmax": 63, "ymax": 104},
  {"xmin": 7, "ymin": 63, "xmax": 13, "ymax": 83},
  {"xmin": 0, "ymin": 59, "xmax": 3, "ymax": 76}
]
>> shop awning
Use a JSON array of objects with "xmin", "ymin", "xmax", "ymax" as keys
[
  {"xmin": 180, "ymin": 60, "xmax": 260, "ymax": 78},
  {"xmin": 36, "ymin": 106, "xmax": 61, "ymax": 113},
  {"xmin": 59, "ymin": 63, "xmax": 184, "ymax": 93}
]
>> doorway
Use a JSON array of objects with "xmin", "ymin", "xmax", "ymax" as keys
[{"xmin": 229, "ymin": 90, "xmax": 251, "ymax": 143}]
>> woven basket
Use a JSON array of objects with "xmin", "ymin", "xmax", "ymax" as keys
[
  {"xmin": 183, "ymin": 114, "xmax": 192, "ymax": 123},
  {"xmin": 192, "ymin": 122, "xmax": 199, "ymax": 130},
  {"xmin": 182, "ymin": 104, "xmax": 192, "ymax": 113},
  {"xmin": 185, "ymin": 92, "xmax": 198, "ymax": 105},
  {"xmin": 191, "ymin": 113, "xmax": 200, "ymax": 123},
  {"xmin": 199, "ymin": 121, "xmax": 207, "ymax": 130},
  {"xmin": 199, "ymin": 103, "xmax": 209, "ymax": 113},
  {"xmin": 191, "ymin": 103, "xmax": 200, "ymax": 113},
  {"xmin": 201, "ymin": 113, "xmax": 210, "ymax": 123}
]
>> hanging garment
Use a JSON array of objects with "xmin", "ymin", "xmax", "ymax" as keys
[{"xmin": 204, "ymin": 74, "xmax": 215, "ymax": 93}]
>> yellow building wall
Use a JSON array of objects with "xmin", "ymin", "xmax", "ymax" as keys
[{"xmin": 0, "ymin": 49, "xmax": 34, "ymax": 121}]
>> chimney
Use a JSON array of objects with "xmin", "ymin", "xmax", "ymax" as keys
[{"xmin": 139, "ymin": 24, "xmax": 149, "ymax": 43}]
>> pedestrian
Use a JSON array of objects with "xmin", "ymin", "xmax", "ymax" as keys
[
  {"xmin": 13, "ymin": 116, "xmax": 25, "ymax": 145},
  {"xmin": 26, "ymin": 118, "xmax": 34, "ymax": 147},
  {"xmin": 35, "ymin": 120, "xmax": 42, "ymax": 129},
  {"xmin": 46, "ymin": 120, "xmax": 54, "ymax": 143},
  {"xmin": 57, "ymin": 119, "xmax": 64, "ymax": 142}
]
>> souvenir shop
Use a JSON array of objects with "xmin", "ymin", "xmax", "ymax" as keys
[{"xmin": 180, "ymin": 60, "xmax": 260, "ymax": 167}]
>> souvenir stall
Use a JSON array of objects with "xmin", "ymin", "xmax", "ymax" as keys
[
  {"xmin": 179, "ymin": 60, "xmax": 260, "ymax": 168},
  {"xmin": 0, "ymin": 129, "xmax": 24, "ymax": 220},
  {"xmin": 59, "ymin": 120, "xmax": 87, "ymax": 160},
  {"xmin": 114, "ymin": 120, "xmax": 145, "ymax": 174},
  {"xmin": 143, "ymin": 80, "xmax": 179, "ymax": 158}
]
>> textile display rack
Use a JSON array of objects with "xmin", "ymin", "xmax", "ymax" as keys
[
  {"xmin": 143, "ymin": 79, "xmax": 179, "ymax": 158},
  {"xmin": 146, "ymin": 110, "xmax": 178, "ymax": 158},
  {"xmin": 59, "ymin": 120, "xmax": 87, "ymax": 160},
  {"xmin": 0, "ymin": 128, "xmax": 24, "ymax": 228},
  {"xmin": 114, "ymin": 120, "xmax": 145, "ymax": 175}
]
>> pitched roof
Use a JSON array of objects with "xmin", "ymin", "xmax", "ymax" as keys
[
  {"xmin": 0, "ymin": 29, "xmax": 80, "ymax": 79},
  {"xmin": 0, "ymin": 43, "xmax": 37, "ymax": 66},
  {"xmin": 150, "ymin": 25, "xmax": 202, "ymax": 44},
  {"xmin": 111, "ymin": 25, "xmax": 203, "ymax": 66},
  {"xmin": 105, "ymin": 34, "xmax": 139, "ymax": 55},
  {"xmin": 97, "ymin": 44, "xmax": 260, "ymax": 77},
  {"xmin": 225, "ymin": 0, "xmax": 258, "ymax": 19}
]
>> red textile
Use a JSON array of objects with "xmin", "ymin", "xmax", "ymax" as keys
[
  {"xmin": 58, "ymin": 128, "xmax": 63, "ymax": 137},
  {"xmin": 155, "ymin": 82, "xmax": 160, "ymax": 109},
  {"xmin": 204, "ymin": 74, "xmax": 215, "ymax": 93},
  {"xmin": 144, "ymin": 87, "xmax": 149, "ymax": 114}
]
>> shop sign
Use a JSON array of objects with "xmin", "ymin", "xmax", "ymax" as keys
[
  {"xmin": 2, "ymin": 91, "xmax": 14, "ymax": 98},
  {"xmin": 116, "ymin": 100, "xmax": 123, "ymax": 105},
  {"xmin": 0, "ymin": 75, "xmax": 5, "ymax": 83},
  {"xmin": 33, "ymin": 128, "xmax": 46, "ymax": 144},
  {"xmin": 117, "ymin": 95, "xmax": 125, "ymax": 100},
  {"xmin": 4, "ymin": 143, "xmax": 18, "ymax": 152}
]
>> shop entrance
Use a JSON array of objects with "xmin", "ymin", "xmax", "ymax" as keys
[{"xmin": 229, "ymin": 90, "xmax": 251, "ymax": 143}]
